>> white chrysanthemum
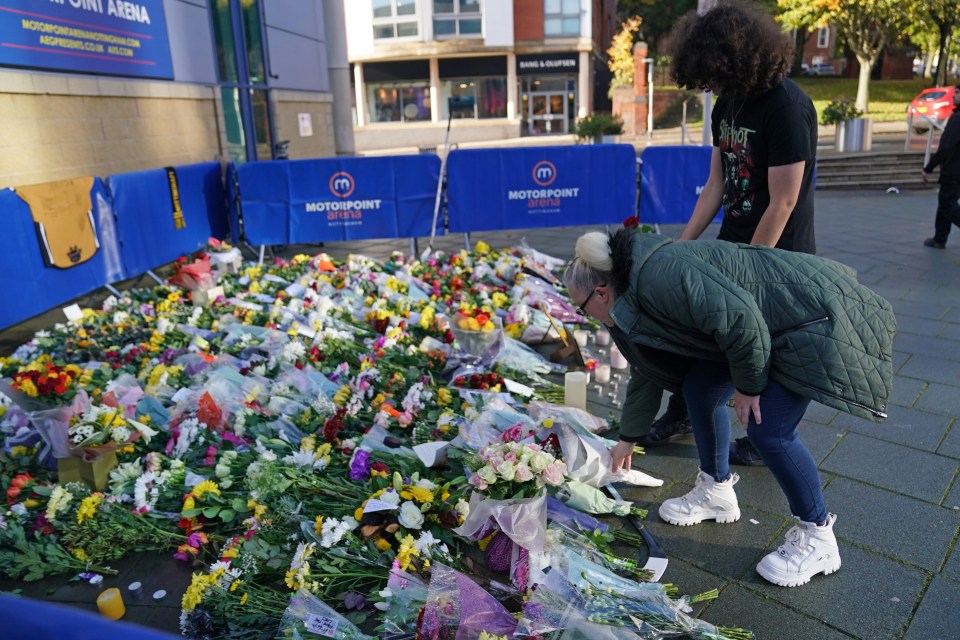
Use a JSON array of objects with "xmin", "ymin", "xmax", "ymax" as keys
[
  {"xmin": 133, "ymin": 471, "xmax": 162, "ymax": 512},
  {"xmin": 281, "ymin": 341, "xmax": 306, "ymax": 363},
  {"xmin": 156, "ymin": 317, "xmax": 172, "ymax": 335},
  {"xmin": 112, "ymin": 311, "xmax": 130, "ymax": 324},
  {"xmin": 414, "ymin": 531, "xmax": 439, "ymax": 555},
  {"xmin": 111, "ymin": 426, "xmax": 132, "ymax": 443},
  {"xmin": 45, "ymin": 485, "xmax": 74, "ymax": 522}
]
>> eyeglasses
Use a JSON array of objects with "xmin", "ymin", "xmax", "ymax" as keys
[{"xmin": 576, "ymin": 284, "xmax": 604, "ymax": 317}]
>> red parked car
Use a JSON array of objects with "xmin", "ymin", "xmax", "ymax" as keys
[{"xmin": 907, "ymin": 86, "xmax": 958, "ymax": 133}]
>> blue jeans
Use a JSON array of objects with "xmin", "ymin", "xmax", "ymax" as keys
[{"xmin": 682, "ymin": 360, "xmax": 828, "ymax": 524}]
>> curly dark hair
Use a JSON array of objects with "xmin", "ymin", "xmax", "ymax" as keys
[{"xmin": 666, "ymin": 1, "xmax": 793, "ymax": 99}]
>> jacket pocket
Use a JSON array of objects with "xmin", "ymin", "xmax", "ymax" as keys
[{"xmin": 771, "ymin": 316, "xmax": 830, "ymax": 339}]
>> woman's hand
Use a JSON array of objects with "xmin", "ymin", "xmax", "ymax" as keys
[
  {"xmin": 734, "ymin": 390, "xmax": 761, "ymax": 429},
  {"xmin": 609, "ymin": 439, "xmax": 634, "ymax": 473}
]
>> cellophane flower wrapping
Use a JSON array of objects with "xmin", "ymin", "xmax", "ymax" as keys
[
  {"xmin": 417, "ymin": 562, "xmax": 517, "ymax": 640},
  {"xmin": 169, "ymin": 254, "xmax": 216, "ymax": 291},
  {"xmin": 380, "ymin": 566, "xmax": 429, "ymax": 640},
  {"xmin": 449, "ymin": 312, "xmax": 504, "ymax": 359},
  {"xmin": 279, "ymin": 588, "xmax": 373, "ymax": 640},
  {"xmin": 453, "ymin": 492, "xmax": 547, "ymax": 553}
]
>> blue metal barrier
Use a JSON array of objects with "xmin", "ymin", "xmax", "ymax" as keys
[
  {"xmin": 231, "ymin": 155, "xmax": 442, "ymax": 245},
  {"xmin": 638, "ymin": 145, "xmax": 718, "ymax": 225},
  {"xmin": 445, "ymin": 144, "xmax": 637, "ymax": 232},
  {"xmin": 109, "ymin": 162, "xmax": 227, "ymax": 276}
]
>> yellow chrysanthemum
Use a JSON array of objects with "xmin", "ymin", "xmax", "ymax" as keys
[
  {"xmin": 191, "ymin": 480, "xmax": 221, "ymax": 499},
  {"xmin": 240, "ymin": 593, "xmax": 248, "ymax": 605},
  {"xmin": 436, "ymin": 388, "xmax": 452, "ymax": 406},
  {"xmin": 406, "ymin": 486, "xmax": 434, "ymax": 504},
  {"xmin": 182, "ymin": 496, "xmax": 196, "ymax": 512},
  {"xmin": 76, "ymin": 493, "xmax": 103, "ymax": 524},
  {"xmin": 222, "ymin": 548, "xmax": 239, "ymax": 559},
  {"xmin": 396, "ymin": 534, "xmax": 419, "ymax": 571},
  {"xmin": 71, "ymin": 548, "xmax": 89, "ymax": 562},
  {"xmin": 375, "ymin": 538, "xmax": 392, "ymax": 551},
  {"xmin": 300, "ymin": 434, "xmax": 317, "ymax": 453},
  {"xmin": 315, "ymin": 515, "xmax": 324, "ymax": 535},
  {"xmin": 17, "ymin": 379, "xmax": 38, "ymax": 397}
]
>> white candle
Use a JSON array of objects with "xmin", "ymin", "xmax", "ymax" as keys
[
  {"xmin": 594, "ymin": 363, "xmax": 611, "ymax": 383},
  {"xmin": 610, "ymin": 345, "xmax": 628, "ymax": 370},
  {"xmin": 573, "ymin": 330, "xmax": 588, "ymax": 348},
  {"xmin": 564, "ymin": 371, "xmax": 587, "ymax": 410},
  {"xmin": 595, "ymin": 329, "xmax": 611, "ymax": 346}
]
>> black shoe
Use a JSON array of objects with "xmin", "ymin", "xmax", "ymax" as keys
[
  {"xmin": 729, "ymin": 436, "xmax": 766, "ymax": 466},
  {"xmin": 640, "ymin": 396, "xmax": 693, "ymax": 447},
  {"xmin": 923, "ymin": 238, "xmax": 946, "ymax": 249}
]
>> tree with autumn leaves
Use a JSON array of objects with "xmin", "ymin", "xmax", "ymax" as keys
[{"xmin": 778, "ymin": 0, "xmax": 958, "ymax": 113}]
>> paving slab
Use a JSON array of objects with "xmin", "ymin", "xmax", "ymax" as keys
[
  {"xmin": 897, "ymin": 354, "xmax": 960, "ymax": 389},
  {"xmin": 887, "ymin": 376, "xmax": 925, "ymax": 408},
  {"xmin": 823, "ymin": 477, "xmax": 960, "ymax": 572},
  {"xmin": 821, "ymin": 432, "xmax": 957, "ymax": 504},
  {"xmin": 902, "ymin": 576, "xmax": 960, "ymax": 640},
  {"xmin": 704, "ymin": 583, "xmax": 852, "ymax": 640},
  {"xmin": 831, "ymin": 404, "xmax": 952, "ymax": 452},
  {"xmin": 743, "ymin": 543, "xmax": 925, "ymax": 640}
]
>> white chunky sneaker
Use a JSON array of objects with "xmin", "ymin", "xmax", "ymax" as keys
[
  {"xmin": 757, "ymin": 513, "xmax": 841, "ymax": 587},
  {"xmin": 658, "ymin": 470, "xmax": 741, "ymax": 526}
]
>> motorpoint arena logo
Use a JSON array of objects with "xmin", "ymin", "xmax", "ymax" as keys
[
  {"xmin": 329, "ymin": 171, "xmax": 355, "ymax": 198},
  {"xmin": 532, "ymin": 161, "xmax": 557, "ymax": 186}
]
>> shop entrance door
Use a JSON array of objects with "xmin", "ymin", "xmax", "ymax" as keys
[{"xmin": 529, "ymin": 92, "xmax": 568, "ymax": 135}]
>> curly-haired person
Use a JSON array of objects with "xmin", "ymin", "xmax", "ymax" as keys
[{"xmin": 638, "ymin": 2, "xmax": 819, "ymax": 463}]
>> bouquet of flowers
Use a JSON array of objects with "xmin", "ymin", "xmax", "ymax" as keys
[
  {"xmin": 467, "ymin": 440, "xmax": 567, "ymax": 500},
  {"xmin": 68, "ymin": 403, "xmax": 157, "ymax": 460},
  {"xmin": 5, "ymin": 358, "xmax": 83, "ymax": 408},
  {"xmin": 449, "ymin": 308, "xmax": 503, "ymax": 358}
]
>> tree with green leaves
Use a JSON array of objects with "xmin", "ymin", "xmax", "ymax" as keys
[
  {"xmin": 777, "ymin": 0, "xmax": 909, "ymax": 113},
  {"xmin": 911, "ymin": 0, "xmax": 960, "ymax": 86}
]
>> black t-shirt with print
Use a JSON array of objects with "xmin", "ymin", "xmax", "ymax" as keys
[{"xmin": 711, "ymin": 78, "xmax": 818, "ymax": 254}]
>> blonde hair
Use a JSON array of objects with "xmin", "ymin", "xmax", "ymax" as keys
[
  {"xmin": 563, "ymin": 231, "xmax": 612, "ymax": 294},
  {"xmin": 575, "ymin": 232, "xmax": 614, "ymax": 271}
]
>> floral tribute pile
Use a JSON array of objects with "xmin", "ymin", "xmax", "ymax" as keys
[{"xmin": 0, "ymin": 240, "xmax": 751, "ymax": 640}]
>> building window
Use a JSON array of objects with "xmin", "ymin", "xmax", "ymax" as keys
[
  {"xmin": 817, "ymin": 27, "xmax": 829, "ymax": 49},
  {"xmin": 433, "ymin": 0, "xmax": 481, "ymax": 38},
  {"xmin": 373, "ymin": 0, "xmax": 419, "ymax": 40},
  {"xmin": 368, "ymin": 82, "xmax": 431, "ymax": 122},
  {"xmin": 441, "ymin": 77, "xmax": 507, "ymax": 119},
  {"xmin": 544, "ymin": 0, "xmax": 580, "ymax": 37}
]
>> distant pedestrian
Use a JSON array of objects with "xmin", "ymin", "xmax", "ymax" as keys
[{"xmin": 921, "ymin": 86, "xmax": 960, "ymax": 249}]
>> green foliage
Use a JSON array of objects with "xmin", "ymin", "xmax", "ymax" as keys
[
  {"xmin": 616, "ymin": 0, "xmax": 697, "ymax": 53},
  {"xmin": 820, "ymin": 98, "xmax": 864, "ymax": 124},
  {"xmin": 793, "ymin": 77, "xmax": 928, "ymax": 122},
  {"xmin": 574, "ymin": 113, "xmax": 624, "ymax": 141}
]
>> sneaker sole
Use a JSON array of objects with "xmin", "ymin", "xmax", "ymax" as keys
[
  {"xmin": 757, "ymin": 557, "xmax": 842, "ymax": 588},
  {"xmin": 658, "ymin": 507, "xmax": 741, "ymax": 526}
]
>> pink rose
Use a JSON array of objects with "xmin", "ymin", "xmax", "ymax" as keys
[
  {"xmin": 542, "ymin": 461, "xmax": 567, "ymax": 486},
  {"xmin": 501, "ymin": 424, "xmax": 523, "ymax": 442}
]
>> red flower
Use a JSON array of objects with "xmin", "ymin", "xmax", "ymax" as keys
[{"xmin": 623, "ymin": 215, "xmax": 639, "ymax": 229}]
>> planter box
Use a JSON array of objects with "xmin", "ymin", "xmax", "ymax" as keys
[{"xmin": 835, "ymin": 118, "xmax": 872, "ymax": 152}]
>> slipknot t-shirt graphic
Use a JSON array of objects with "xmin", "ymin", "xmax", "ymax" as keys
[{"xmin": 710, "ymin": 79, "xmax": 818, "ymax": 253}]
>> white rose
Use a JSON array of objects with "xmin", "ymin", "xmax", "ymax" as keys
[
  {"xmin": 497, "ymin": 460, "xmax": 517, "ymax": 482},
  {"xmin": 456, "ymin": 498, "xmax": 470, "ymax": 519},
  {"xmin": 529, "ymin": 451, "xmax": 553, "ymax": 474},
  {"xmin": 379, "ymin": 489, "xmax": 401, "ymax": 506},
  {"xmin": 477, "ymin": 465, "xmax": 498, "ymax": 485},
  {"xmin": 398, "ymin": 501, "xmax": 424, "ymax": 529}
]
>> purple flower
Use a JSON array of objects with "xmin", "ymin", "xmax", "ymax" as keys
[{"xmin": 349, "ymin": 449, "xmax": 371, "ymax": 481}]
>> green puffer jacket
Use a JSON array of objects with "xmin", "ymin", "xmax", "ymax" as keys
[{"xmin": 611, "ymin": 235, "xmax": 896, "ymax": 441}]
